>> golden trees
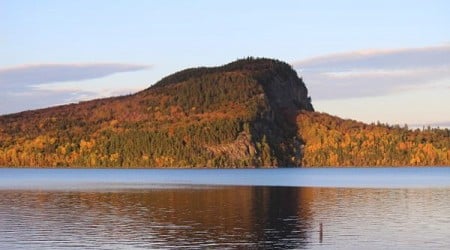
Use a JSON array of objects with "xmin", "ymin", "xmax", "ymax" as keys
[{"xmin": 297, "ymin": 111, "xmax": 450, "ymax": 167}]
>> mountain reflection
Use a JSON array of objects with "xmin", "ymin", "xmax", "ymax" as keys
[
  {"xmin": 2, "ymin": 187, "xmax": 450, "ymax": 249},
  {"xmin": 0, "ymin": 186, "xmax": 317, "ymax": 248}
]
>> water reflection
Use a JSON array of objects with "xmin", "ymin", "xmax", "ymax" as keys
[
  {"xmin": 1, "ymin": 187, "xmax": 449, "ymax": 249},
  {"xmin": 0, "ymin": 187, "xmax": 317, "ymax": 249}
]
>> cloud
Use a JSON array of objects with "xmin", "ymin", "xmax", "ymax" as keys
[
  {"xmin": 0, "ymin": 62, "xmax": 150, "ymax": 115},
  {"xmin": 0, "ymin": 63, "xmax": 150, "ymax": 87},
  {"xmin": 293, "ymin": 44, "xmax": 450, "ymax": 100},
  {"xmin": 0, "ymin": 84, "xmax": 139, "ymax": 115},
  {"xmin": 0, "ymin": 88, "xmax": 97, "ymax": 115},
  {"xmin": 31, "ymin": 83, "xmax": 142, "ymax": 102}
]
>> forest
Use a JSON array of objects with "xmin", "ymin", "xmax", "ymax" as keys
[
  {"xmin": 297, "ymin": 111, "xmax": 449, "ymax": 166},
  {"xmin": 0, "ymin": 58, "xmax": 448, "ymax": 167}
]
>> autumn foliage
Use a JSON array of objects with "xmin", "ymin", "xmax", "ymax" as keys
[
  {"xmin": 0, "ymin": 58, "xmax": 448, "ymax": 167},
  {"xmin": 297, "ymin": 111, "xmax": 449, "ymax": 166}
]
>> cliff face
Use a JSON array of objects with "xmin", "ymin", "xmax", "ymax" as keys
[
  {"xmin": 262, "ymin": 73, "xmax": 313, "ymax": 113},
  {"xmin": 0, "ymin": 58, "xmax": 314, "ymax": 167}
]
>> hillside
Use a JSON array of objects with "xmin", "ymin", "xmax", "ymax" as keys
[
  {"xmin": 0, "ymin": 58, "xmax": 448, "ymax": 167},
  {"xmin": 297, "ymin": 111, "xmax": 449, "ymax": 166}
]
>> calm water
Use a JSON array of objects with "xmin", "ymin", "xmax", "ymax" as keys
[{"xmin": 1, "ymin": 168, "xmax": 450, "ymax": 249}]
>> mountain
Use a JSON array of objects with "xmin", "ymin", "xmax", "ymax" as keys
[{"xmin": 0, "ymin": 58, "xmax": 448, "ymax": 167}]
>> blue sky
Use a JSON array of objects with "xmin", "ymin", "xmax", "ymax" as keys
[{"xmin": 1, "ymin": 0, "xmax": 449, "ymax": 127}]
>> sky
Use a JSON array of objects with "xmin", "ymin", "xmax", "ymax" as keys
[{"xmin": 1, "ymin": 0, "xmax": 449, "ymax": 127}]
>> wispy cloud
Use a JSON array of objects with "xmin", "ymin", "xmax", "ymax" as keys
[
  {"xmin": 0, "ymin": 63, "xmax": 150, "ymax": 87},
  {"xmin": 0, "ymin": 88, "xmax": 98, "ymax": 115},
  {"xmin": 293, "ymin": 44, "xmax": 450, "ymax": 100},
  {"xmin": 0, "ymin": 62, "xmax": 150, "ymax": 115},
  {"xmin": 31, "ymin": 83, "xmax": 142, "ymax": 102}
]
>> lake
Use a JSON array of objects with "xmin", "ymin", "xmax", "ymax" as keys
[{"xmin": 1, "ymin": 168, "xmax": 450, "ymax": 249}]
